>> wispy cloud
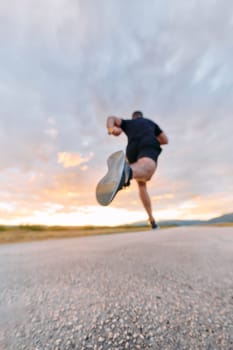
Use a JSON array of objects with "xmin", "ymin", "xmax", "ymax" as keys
[{"xmin": 57, "ymin": 152, "xmax": 93, "ymax": 168}]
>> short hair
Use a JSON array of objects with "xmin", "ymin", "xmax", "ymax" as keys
[{"xmin": 132, "ymin": 110, "xmax": 143, "ymax": 118}]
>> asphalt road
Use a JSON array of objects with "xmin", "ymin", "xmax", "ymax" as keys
[{"xmin": 0, "ymin": 227, "xmax": 233, "ymax": 350}]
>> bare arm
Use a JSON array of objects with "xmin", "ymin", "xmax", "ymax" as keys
[
  {"xmin": 106, "ymin": 116, "xmax": 123, "ymax": 135},
  {"xmin": 157, "ymin": 132, "xmax": 169, "ymax": 145}
]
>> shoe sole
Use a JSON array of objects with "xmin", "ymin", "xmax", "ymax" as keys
[{"xmin": 96, "ymin": 150, "xmax": 125, "ymax": 206}]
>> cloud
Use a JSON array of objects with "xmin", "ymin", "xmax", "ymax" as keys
[
  {"xmin": 57, "ymin": 152, "xmax": 93, "ymax": 168},
  {"xmin": 0, "ymin": 0, "xmax": 233, "ymax": 224}
]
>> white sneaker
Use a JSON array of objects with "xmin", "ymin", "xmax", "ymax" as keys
[{"xmin": 96, "ymin": 150, "xmax": 126, "ymax": 206}]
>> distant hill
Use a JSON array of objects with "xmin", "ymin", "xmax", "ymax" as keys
[
  {"xmin": 131, "ymin": 213, "xmax": 233, "ymax": 227},
  {"xmin": 159, "ymin": 219, "xmax": 204, "ymax": 227},
  {"xmin": 131, "ymin": 219, "xmax": 204, "ymax": 227},
  {"xmin": 206, "ymin": 213, "xmax": 233, "ymax": 224}
]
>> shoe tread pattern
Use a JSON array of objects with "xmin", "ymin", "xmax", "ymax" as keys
[{"xmin": 96, "ymin": 150, "xmax": 125, "ymax": 206}]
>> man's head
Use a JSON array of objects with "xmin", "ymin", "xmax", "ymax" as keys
[{"xmin": 132, "ymin": 110, "xmax": 143, "ymax": 119}]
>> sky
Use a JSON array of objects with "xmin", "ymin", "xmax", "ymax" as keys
[{"xmin": 0, "ymin": 0, "xmax": 233, "ymax": 226}]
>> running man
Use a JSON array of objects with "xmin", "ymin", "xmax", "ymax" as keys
[{"xmin": 106, "ymin": 111, "xmax": 168, "ymax": 229}]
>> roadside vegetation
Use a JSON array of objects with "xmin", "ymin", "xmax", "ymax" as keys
[
  {"xmin": 0, "ymin": 224, "xmax": 151, "ymax": 244},
  {"xmin": 0, "ymin": 222, "xmax": 232, "ymax": 244}
]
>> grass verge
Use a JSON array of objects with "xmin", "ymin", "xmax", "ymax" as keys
[
  {"xmin": 1, "ymin": 223, "xmax": 232, "ymax": 245},
  {"xmin": 0, "ymin": 225, "xmax": 151, "ymax": 244}
]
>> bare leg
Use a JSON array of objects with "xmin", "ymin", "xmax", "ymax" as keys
[
  {"xmin": 137, "ymin": 180, "xmax": 155, "ymax": 223},
  {"xmin": 130, "ymin": 157, "xmax": 156, "ymax": 182},
  {"xmin": 128, "ymin": 157, "xmax": 158, "ymax": 223}
]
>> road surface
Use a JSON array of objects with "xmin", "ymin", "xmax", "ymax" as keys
[{"xmin": 0, "ymin": 227, "xmax": 233, "ymax": 350}]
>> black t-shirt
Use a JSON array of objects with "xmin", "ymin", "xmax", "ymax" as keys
[{"xmin": 121, "ymin": 117, "xmax": 162, "ymax": 144}]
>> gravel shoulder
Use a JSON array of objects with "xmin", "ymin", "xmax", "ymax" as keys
[{"xmin": 0, "ymin": 227, "xmax": 233, "ymax": 350}]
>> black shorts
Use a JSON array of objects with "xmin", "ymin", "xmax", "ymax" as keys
[{"xmin": 126, "ymin": 139, "xmax": 162, "ymax": 164}]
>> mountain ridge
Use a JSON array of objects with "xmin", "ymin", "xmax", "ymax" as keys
[{"xmin": 132, "ymin": 212, "xmax": 233, "ymax": 227}]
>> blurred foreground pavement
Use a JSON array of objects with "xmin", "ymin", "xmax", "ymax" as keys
[{"xmin": 0, "ymin": 226, "xmax": 233, "ymax": 349}]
